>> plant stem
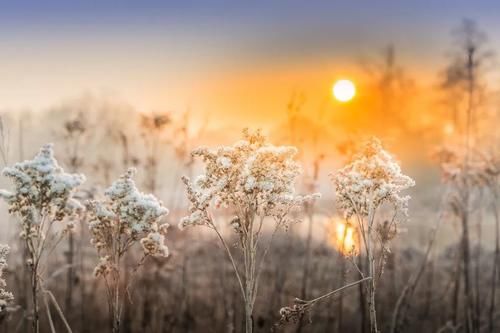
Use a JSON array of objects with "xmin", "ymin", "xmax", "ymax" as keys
[
  {"xmin": 297, "ymin": 205, "xmax": 314, "ymax": 333},
  {"xmin": 368, "ymin": 234, "xmax": 378, "ymax": 333},
  {"xmin": 366, "ymin": 201, "xmax": 378, "ymax": 333},
  {"xmin": 305, "ymin": 277, "xmax": 372, "ymax": 305},
  {"xmin": 31, "ymin": 265, "xmax": 39, "ymax": 333},
  {"xmin": 488, "ymin": 192, "xmax": 499, "ymax": 333},
  {"xmin": 28, "ymin": 242, "xmax": 39, "ymax": 333}
]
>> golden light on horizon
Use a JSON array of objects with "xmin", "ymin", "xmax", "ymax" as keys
[
  {"xmin": 327, "ymin": 219, "xmax": 359, "ymax": 255},
  {"xmin": 333, "ymin": 79, "xmax": 356, "ymax": 102}
]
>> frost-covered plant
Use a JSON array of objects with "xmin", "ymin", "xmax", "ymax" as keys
[
  {"xmin": 276, "ymin": 276, "xmax": 371, "ymax": 328},
  {"xmin": 87, "ymin": 168, "xmax": 169, "ymax": 333},
  {"xmin": 434, "ymin": 145, "xmax": 500, "ymax": 191},
  {"xmin": 180, "ymin": 129, "xmax": 318, "ymax": 333},
  {"xmin": 0, "ymin": 144, "xmax": 85, "ymax": 333},
  {"xmin": 331, "ymin": 138, "xmax": 415, "ymax": 333},
  {"xmin": 0, "ymin": 245, "xmax": 13, "ymax": 313},
  {"xmin": 433, "ymin": 144, "xmax": 500, "ymax": 331}
]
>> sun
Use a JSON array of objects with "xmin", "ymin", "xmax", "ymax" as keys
[{"xmin": 333, "ymin": 79, "xmax": 356, "ymax": 102}]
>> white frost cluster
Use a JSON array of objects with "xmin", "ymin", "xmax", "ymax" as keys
[
  {"xmin": 180, "ymin": 129, "xmax": 319, "ymax": 230},
  {"xmin": 0, "ymin": 144, "xmax": 85, "ymax": 235},
  {"xmin": 332, "ymin": 138, "xmax": 415, "ymax": 219},
  {"xmin": 87, "ymin": 168, "xmax": 169, "ymax": 277},
  {"xmin": 0, "ymin": 245, "xmax": 13, "ymax": 312}
]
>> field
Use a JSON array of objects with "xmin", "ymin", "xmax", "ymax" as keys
[{"xmin": 0, "ymin": 3, "xmax": 500, "ymax": 333}]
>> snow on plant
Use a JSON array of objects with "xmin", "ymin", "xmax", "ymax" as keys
[
  {"xmin": 331, "ymin": 138, "xmax": 414, "ymax": 333},
  {"xmin": 276, "ymin": 276, "xmax": 371, "ymax": 328},
  {"xmin": 0, "ymin": 143, "xmax": 85, "ymax": 333},
  {"xmin": 87, "ymin": 168, "xmax": 169, "ymax": 333},
  {"xmin": 435, "ymin": 145, "xmax": 500, "ymax": 190},
  {"xmin": 0, "ymin": 245, "xmax": 13, "ymax": 313},
  {"xmin": 434, "ymin": 145, "xmax": 500, "ymax": 230},
  {"xmin": 333, "ymin": 138, "xmax": 414, "ymax": 221},
  {"xmin": 433, "ymin": 144, "xmax": 500, "ymax": 333},
  {"xmin": 180, "ymin": 129, "xmax": 319, "ymax": 333}
]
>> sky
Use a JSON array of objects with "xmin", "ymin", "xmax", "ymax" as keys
[{"xmin": 1, "ymin": 0, "xmax": 500, "ymax": 129}]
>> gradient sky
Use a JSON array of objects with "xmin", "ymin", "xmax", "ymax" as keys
[{"xmin": 1, "ymin": 1, "xmax": 500, "ymax": 128}]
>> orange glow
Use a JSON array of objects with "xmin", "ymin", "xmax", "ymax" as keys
[
  {"xmin": 443, "ymin": 123, "xmax": 455, "ymax": 136},
  {"xmin": 327, "ymin": 219, "xmax": 359, "ymax": 255}
]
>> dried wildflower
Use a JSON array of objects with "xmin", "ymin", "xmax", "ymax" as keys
[
  {"xmin": 275, "ymin": 277, "xmax": 371, "ymax": 329},
  {"xmin": 93, "ymin": 255, "xmax": 113, "ymax": 278},
  {"xmin": 88, "ymin": 168, "xmax": 169, "ymax": 265},
  {"xmin": 0, "ymin": 143, "xmax": 85, "ymax": 332},
  {"xmin": 434, "ymin": 145, "xmax": 500, "ymax": 189},
  {"xmin": 433, "ymin": 144, "xmax": 500, "ymax": 333},
  {"xmin": 434, "ymin": 145, "xmax": 500, "ymax": 224},
  {"xmin": 332, "ymin": 138, "xmax": 415, "ymax": 220},
  {"xmin": 331, "ymin": 138, "xmax": 414, "ymax": 333},
  {"xmin": 0, "ymin": 245, "xmax": 13, "ymax": 313},
  {"xmin": 180, "ymin": 129, "xmax": 319, "ymax": 231},
  {"xmin": 277, "ymin": 301, "xmax": 310, "ymax": 327},
  {"xmin": 0, "ymin": 144, "xmax": 85, "ymax": 229},
  {"xmin": 140, "ymin": 232, "xmax": 169, "ymax": 257},
  {"xmin": 87, "ymin": 168, "xmax": 169, "ymax": 332},
  {"xmin": 180, "ymin": 129, "xmax": 319, "ymax": 333}
]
